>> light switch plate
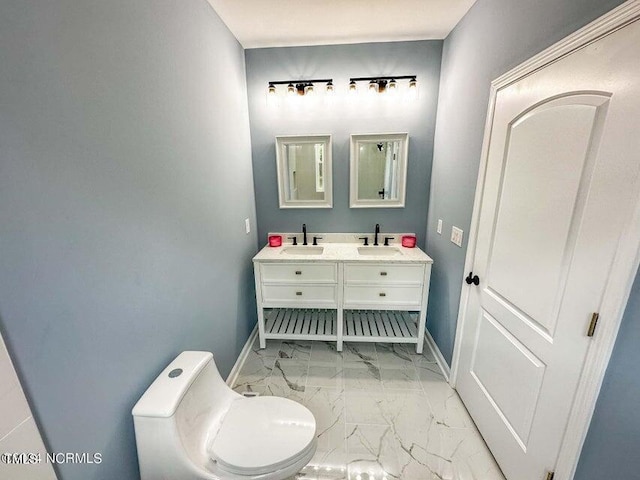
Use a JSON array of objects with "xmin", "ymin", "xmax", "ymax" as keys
[
  {"xmin": 451, "ymin": 226, "xmax": 463, "ymax": 247},
  {"xmin": 437, "ymin": 219, "xmax": 443, "ymax": 234},
  {"xmin": 245, "ymin": 218, "xmax": 251, "ymax": 234}
]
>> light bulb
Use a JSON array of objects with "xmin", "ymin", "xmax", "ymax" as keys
[
  {"xmin": 408, "ymin": 77, "xmax": 418, "ymax": 99},
  {"xmin": 326, "ymin": 81, "xmax": 334, "ymax": 94},
  {"xmin": 387, "ymin": 79, "xmax": 397, "ymax": 95},
  {"xmin": 266, "ymin": 83, "xmax": 278, "ymax": 107}
]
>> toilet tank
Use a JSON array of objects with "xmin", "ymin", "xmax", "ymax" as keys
[
  {"xmin": 133, "ymin": 351, "xmax": 223, "ymax": 419},
  {"xmin": 132, "ymin": 351, "xmax": 240, "ymax": 480}
]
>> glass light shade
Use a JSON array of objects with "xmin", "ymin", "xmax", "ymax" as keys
[
  {"xmin": 305, "ymin": 84, "xmax": 314, "ymax": 95},
  {"xmin": 267, "ymin": 84, "xmax": 276, "ymax": 96},
  {"xmin": 349, "ymin": 80, "xmax": 357, "ymax": 93},
  {"xmin": 368, "ymin": 80, "xmax": 379, "ymax": 94},
  {"xmin": 287, "ymin": 83, "xmax": 296, "ymax": 95},
  {"xmin": 326, "ymin": 81, "xmax": 334, "ymax": 94},
  {"xmin": 408, "ymin": 77, "xmax": 418, "ymax": 99}
]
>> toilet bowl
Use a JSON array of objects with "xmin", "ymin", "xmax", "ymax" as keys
[{"xmin": 132, "ymin": 351, "xmax": 317, "ymax": 480}]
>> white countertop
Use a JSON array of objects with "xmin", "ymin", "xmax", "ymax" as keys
[{"xmin": 253, "ymin": 241, "xmax": 433, "ymax": 264}]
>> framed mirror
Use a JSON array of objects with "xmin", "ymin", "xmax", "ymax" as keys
[
  {"xmin": 275, "ymin": 135, "xmax": 332, "ymax": 209},
  {"xmin": 350, "ymin": 133, "xmax": 408, "ymax": 208}
]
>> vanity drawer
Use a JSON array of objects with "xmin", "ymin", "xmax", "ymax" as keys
[
  {"xmin": 344, "ymin": 285, "xmax": 423, "ymax": 307},
  {"xmin": 262, "ymin": 285, "xmax": 337, "ymax": 305},
  {"xmin": 261, "ymin": 263, "xmax": 337, "ymax": 284},
  {"xmin": 344, "ymin": 263, "xmax": 425, "ymax": 285}
]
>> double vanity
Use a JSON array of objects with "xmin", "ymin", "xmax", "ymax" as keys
[
  {"xmin": 253, "ymin": 233, "xmax": 433, "ymax": 353},
  {"xmin": 262, "ymin": 133, "xmax": 432, "ymax": 352}
]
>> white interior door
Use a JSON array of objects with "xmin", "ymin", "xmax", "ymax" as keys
[{"xmin": 456, "ymin": 18, "xmax": 640, "ymax": 480}]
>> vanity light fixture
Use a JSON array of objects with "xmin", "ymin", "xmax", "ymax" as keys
[
  {"xmin": 267, "ymin": 79, "xmax": 333, "ymax": 97},
  {"xmin": 348, "ymin": 75, "xmax": 417, "ymax": 94}
]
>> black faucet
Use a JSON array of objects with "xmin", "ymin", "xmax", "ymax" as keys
[
  {"xmin": 302, "ymin": 224, "xmax": 308, "ymax": 246},
  {"xmin": 374, "ymin": 224, "xmax": 380, "ymax": 246}
]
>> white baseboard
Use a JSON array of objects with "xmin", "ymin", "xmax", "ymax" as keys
[
  {"xmin": 424, "ymin": 328, "xmax": 451, "ymax": 383},
  {"xmin": 226, "ymin": 325, "xmax": 258, "ymax": 387}
]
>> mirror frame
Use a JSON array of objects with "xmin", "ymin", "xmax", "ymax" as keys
[
  {"xmin": 275, "ymin": 134, "xmax": 333, "ymax": 209},
  {"xmin": 349, "ymin": 132, "xmax": 409, "ymax": 208}
]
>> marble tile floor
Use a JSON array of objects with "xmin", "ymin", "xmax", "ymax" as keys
[{"xmin": 231, "ymin": 339, "xmax": 505, "ymax": 480}]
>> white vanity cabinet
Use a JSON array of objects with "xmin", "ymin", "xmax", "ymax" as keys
[
  {"xmin": 253, "ymin": 241, "xmax": 432, "ymax": 353},
  {"xmin": 254, "ymin": 262, "xmax": 342, "ymax": 346},
  {"xmin": 342, "ymin": 263, "xmax": 430, "ymax": 351}
]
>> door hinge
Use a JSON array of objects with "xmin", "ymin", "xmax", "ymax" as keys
[
  {"xmin": 587, "ymin": 312, "xmax": 600, "ymax": 337},
  {"xmin": 545, "ymin": 472, "xmax": 555, "ymax": 480}
]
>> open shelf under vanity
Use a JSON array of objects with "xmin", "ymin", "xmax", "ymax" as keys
[
  {"xmin": 343, "ymin": 310, "xmax": 419, "ymax": 343},
  {"xmin": 264, "ymin": 308, "xmax": 338, "ymax": 341},
  {"xmin": 263, "ymin": 308, "xmax": 420, "ymax": 345}
]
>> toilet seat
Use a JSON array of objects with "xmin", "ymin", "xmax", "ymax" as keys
[{"xmin": 210, "ymin": 396, "xmax": 316, "ymax": 476}]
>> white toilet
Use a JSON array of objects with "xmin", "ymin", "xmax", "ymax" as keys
[{"xmin": 132, "ymin": 351, "xmax": 317, "ymax": 480}]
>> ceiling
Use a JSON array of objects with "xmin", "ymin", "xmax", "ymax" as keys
[{"xmin": 206, "ymin": 0, "xmax": 477, "ymax": 49}]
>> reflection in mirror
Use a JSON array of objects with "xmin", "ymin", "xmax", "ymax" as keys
[
  {"xmin": 276, "ymin": 135, "xmax": 332, "ymax": 208},
  {"xmin": 357, "ymin": 140, "xmax": 401, "ymax": 200},
  {"xmin": 350, "ymin": 133, "xmax": 408, "ymax": 208}
]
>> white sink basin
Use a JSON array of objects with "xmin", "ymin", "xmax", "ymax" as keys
[
  {"xmin": 357, "ymin": 246, "xmax": 402, "ymax": 256},
  {"xmin": 281, "ymin": 246, "xmax": 324, "ymax": 256}
]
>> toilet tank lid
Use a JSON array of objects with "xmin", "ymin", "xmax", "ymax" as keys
[{"xmin": 132, "ymin": 351, "xmax": 213, "ymax": 418}]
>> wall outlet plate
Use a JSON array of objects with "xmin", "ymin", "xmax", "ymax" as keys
[
  {"xmin": 437, "ymin": 219, "xmax": 443, "ymax": 234},
  {"xmin": 451, "ymin": 226, "xmax": 463, "ymax": 247},
  {"xmin": 245, "ymin": 218, "xmax": 251, "ymax": 234}
]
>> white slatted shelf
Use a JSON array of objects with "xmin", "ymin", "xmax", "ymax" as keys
[
  {"xmin": 343, "ymin": 310, "xmax": 419, "ymax": 344},
  {"xmin": 264, "ymin": 308, "xmax": 338, "ymax": 340}
]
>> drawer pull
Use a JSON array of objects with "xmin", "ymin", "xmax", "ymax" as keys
[
  {"xmin": 379, "ymin": 292, "xmax": 386, "ymax": 297},
  {"xmin": 296, "ymin": 291, "xmax": 303, "ymax": 296},
  {"xmin": 295, "ymin": 271, "xmax": 302, "ymax": 275},
  {"xmin": 380, "ymin": 272, "xmax": 388, "ymax": 276}
]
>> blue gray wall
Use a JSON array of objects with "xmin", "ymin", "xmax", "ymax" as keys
[
  {"xmin": 245, "ymin": 41, "xmax": 443, "ymax": 248},
  {"xmin": 0, "ymin": 1, "xmax": 257, "ymax": 479},
  {"xmin": 426, "ymin": 0, "xmax": 636, "ymax": 478},
  {"xmin": 575, "ymin": 268, "xmax": 640, "ymax": 478}
]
